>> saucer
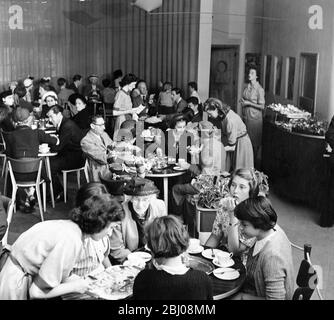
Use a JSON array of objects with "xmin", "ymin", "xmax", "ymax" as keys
[
  {"xmin": 212, "ymin": 258, "xmax": 235, "ymax": 268},
  {"xmin": 127, "ymin": 251, "xmax": 152, "ymax": 262},
  {"xmin": 213, "ymin": 267, "xmax": 240, "ymax": 280},
  {"xmin": 201, "ymin": 248, "xmax": 224, "ymax": 260},
  {"xmin": 173, "ymin": 166, "xmax": 187, "ymax": 171},
  {"xmin": 187, "ymin": 245, "xmax": 204, "ymax": 254}
]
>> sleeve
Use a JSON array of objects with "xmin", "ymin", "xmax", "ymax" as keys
[
  {"xmin": 34, "ymin": 237, "xmax": 82, "ymax": 291},
  {"xmin": 0, "ymin": 196, "xmax": 9, "ymax": 241},
  {"xmin": 50, "ymin": 125, "xmax": 72, "ymax": 153},
  {"xmin": 108, "ymin": 223, "xmax": 132, "ymax": 263},
  {"xmin": 262, "ymin": 253, "xmax": 289, "ymax": 300},
  {"xmin": 257, "ymin": 87, "xmax": 265, "ymax": 105},
  {"xmin": 325, "ymin": 117, "xmax": 334, "ymax": 148},
  {"xmin": 226, "ymin": 119, "xmax": 237, "ymax": 146},
  {"xmin": 81, "ymin": 136, "xmax": 108, "ymax": 165},
  {"xmin": 113, "ymin": 92, "xmax": 130, "ymax": 111},
  {"xmin": 38, "ymin": 130, "xmax": 58, "ymax": 146},
  {"xmin": 211, "ymin": 208, "xmax": 228, "ymax": 238},
  {"xmin": 132, "ymin": 270, "xmax": 148, "ymax": 300}
]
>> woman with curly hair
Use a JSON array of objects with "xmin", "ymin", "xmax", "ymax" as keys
[
  {"xmin": 205, "ymin": 168, "xmax": 269, "ymax": 259},
  {"xmin": 0, "ymin": 182, "xmax": 124, "ymax": 300},
  {"xmin": 203, "ymin": 97, "xmax": 254, "ymax": 171}
]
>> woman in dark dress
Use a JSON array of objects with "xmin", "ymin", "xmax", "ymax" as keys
[
  {"xmin": 133, "ymin": 215, "xmax": 213, "ymax": 300},
  {"xmin": 71, "ymin": 95, "xmax": 93, "ymax": 132}
]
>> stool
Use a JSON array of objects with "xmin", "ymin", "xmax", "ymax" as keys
[{"xmin": 62, "ymin": 160, "xmax": 90, "ymax": 203}]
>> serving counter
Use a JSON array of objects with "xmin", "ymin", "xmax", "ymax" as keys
[{"xmin": 262, "ymin": 120, "xmax": 328, "ymax": 214}]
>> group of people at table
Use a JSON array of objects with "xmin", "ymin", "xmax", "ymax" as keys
[{"xmin": 0, "ymin": 67, "xmax": 295, "ymax": 300}]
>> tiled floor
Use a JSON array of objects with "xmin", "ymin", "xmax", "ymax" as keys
[{"xmin": 2, "ymin": 177, "xmax": 333, "ymax": 300}]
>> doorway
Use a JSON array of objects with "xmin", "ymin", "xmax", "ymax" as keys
[{"xmin": 209, "ymin": 45, "xmax": 239, "ymax": 110}]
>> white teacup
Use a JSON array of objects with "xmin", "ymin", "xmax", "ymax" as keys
[
  {"xmin": 188, "ymin": 238, "xmax": 201, "ymax": 251},
  {"xmin": 216, "ymin": 251, "xmax": 233, "ymax": 266}
]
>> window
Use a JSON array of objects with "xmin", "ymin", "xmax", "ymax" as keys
[
  {"xmin": 274, "ymin": 56, "xmax": 283, "ymax": 96},
  {"xmin": 286, "ymin": 57, "xmax": 296, "ymax": 100},
  {"xmin": 264, "ymin": 55, "xmax": 272, "ymax": 91},
  {"xmin": 299, "ymin": 53, "xmax": 318, "ymax": 114}
]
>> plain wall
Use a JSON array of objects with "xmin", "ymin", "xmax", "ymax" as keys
[{"xmin": 262, "ymin": 0, "xmax": 334, "ymax": 121}]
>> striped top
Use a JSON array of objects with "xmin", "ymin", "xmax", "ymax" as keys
[{"xmin": 71, "ymin": 236, "xmax": 110, "ymax": 277}]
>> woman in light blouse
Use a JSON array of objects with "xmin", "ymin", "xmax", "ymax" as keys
[{"xmin": 240, "ymin": 67, "xmax": 265, "ymax": 166}]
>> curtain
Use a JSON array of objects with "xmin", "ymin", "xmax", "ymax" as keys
[{"xmin": 0, "ymin": 0, "xmax": 200, "ymax": 94}]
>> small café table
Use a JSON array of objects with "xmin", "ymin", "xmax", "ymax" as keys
[
  {"xmin": 38, "ymin": 151, "xmax": 57, "ymax": 208},
  {"xmin": 145, "ymin": 169, "xmax": 186, "ymax": 213}
]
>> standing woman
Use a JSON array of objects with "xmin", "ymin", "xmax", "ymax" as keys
[
  {"xmin": 240, "ymin": 67, "xmax": 265, "ymax": 167},
  {"xmin": 204, "ymin": 98, "xmax": 254, "ymax": 171},
  {"xmin": 0, "ymin": 188, "xmax": 123, "ymax": 299},
  {"xmin": 112, "ymin": 73, "xmax": 140, "ymax": 140}
]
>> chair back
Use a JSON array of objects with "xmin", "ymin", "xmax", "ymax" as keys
[
  {"xmin": 7, "ymin": 157, "xmax": 42, "ymax": 185},
  {"xmin": 0, "ymin": 129, "xmax": 8, "ymax": 151},
  {"xmin": 292, "ymin": 244, "xmax": 320, "ymax": 300}
]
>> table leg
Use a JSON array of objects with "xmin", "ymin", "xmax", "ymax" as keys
[
  {"xmin": 45, "ymin": 156, "xmax": 55, "ymax": 208},
  {"xmin": 163, "ymin": 177, "xmax": 168, "ymax": 214}
]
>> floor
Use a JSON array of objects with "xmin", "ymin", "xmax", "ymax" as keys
[{"xmin": 1, "ymin": 175, "xmax": 333, "ymax": 300}]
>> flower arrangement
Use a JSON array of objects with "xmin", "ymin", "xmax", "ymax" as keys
[{"xmin": 193, "ymin": 171, "xmax": 269, "ymax": 209}]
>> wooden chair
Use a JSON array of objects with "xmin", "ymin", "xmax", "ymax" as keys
[
  {"xmin": 291, "ymin": 243, "xmax": 324, "ymax": 300},
  {"xmin": 62, "ymin": 159, "xmax": 90, "ymax": 203},
  {"xmin": 7, "ymin": 157, "xmax": 46, "ymax": 222}
]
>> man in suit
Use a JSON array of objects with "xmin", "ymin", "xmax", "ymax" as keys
[
  {"xmin": 5, "ymin": 107, "xmax": 58, "ymax": 212},
  {"xmin": 171, "ymin": 87, "xmax": 187, "ymax": 114},
  {"xmin": 83, "ymin": 74, "xmax": 103, "ymax": 102},
  {"xmin": 186, "ymin": 96, "xmax": 203, "ymax": 124},
  {"xmin": 68, "ymin": 74, "xmax": 83, "ymax": 94},
  {"xmin": 46, "ymin": 105, "xmax": 85, "ymax": 200},
  {"xmin": 80, "ymin": 115, "xmax": 115, "ymax": 182}
]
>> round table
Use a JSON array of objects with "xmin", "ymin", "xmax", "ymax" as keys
[
  {"xmin": 191, "ymin": 248, "xmax": 246, "ymax": 300},
  {"xmin": 146, "ymin": 169, "xmax": 186, "ymax": 213}
]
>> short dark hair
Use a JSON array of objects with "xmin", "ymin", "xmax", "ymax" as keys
[
  {"xmin": 186, "ymin": 96, "xmax": 199, "ymax": 106},
  {"xmin": 14, "ymin": 85, "xmax": 27, "ymax": 98},
  {"xmin": 188, "ymin": 81, "xmax": 197, "ymax": 91},
  {"xmin": 74, "ymin": 94, "xmax": 87, "ymax": 105},
  {"xmin": 70, "ymin": 193, "xmax": 124, "ymax": 234},
  {"xmin": 120, "ymin": 74, "xmax": 138, "ymax": 87},
  {"xmin": 47, "ymin": 104, "xmax": 63, "ymax": 115},
  {"xmin": 234, "ymin": 196, "xmax": 277, "ymax": 231},
  {"xmin": 182, "ymin": 107, "xmax": 194, "ymax": 122},
  {"xmin": 73, "ymin": 74, "xmax": 82, "ymax": 82},
  {"xmin": 57, "ymin": 78, "xmax": 67, "ymax": 87},
  {"xmin": 119, "ymin": 119, "xmax": 137, "ymax": 138},
  {"xmin": 75, "ymin": 182, "xmax": 108, "ymax": 206},
  {"xmin": 91, "ymin": 114, "xmax": 104, "ymax": 124},
  {"xmin": 102, "ymin": 78, "xmax": 111, "ymax": 88},
  {"xmin": 113, "ymin": 69, "xmax": 123, "ymax": 79},
  {"xmin": 172, "ymin": 88, "xmax": 182, "ymax": 96},
  {"xmin": 145, "ymin": 215, "xmax": 189, "ymax": 258},
  {"xmin": 169, "ymin": 113, "xmax": 188, "ymax": 129},
  {"xmin": 136, "ymin": 79, "xmax": 146, "ymax": 88}
]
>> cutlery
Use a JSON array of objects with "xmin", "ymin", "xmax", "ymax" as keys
[{"xmin": 214, "ymin": 268, "xmax": 240, "ymax": 275}]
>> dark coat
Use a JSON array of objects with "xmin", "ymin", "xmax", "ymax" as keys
[
  {"xmin": 50, "ymin": 117, "xmax": 84, "ymax": 157},
  {"xmin": 5, "ymin": 125, "xmax": 58, "ymax": 159},
  {"xmin": 175, "ymin": 98, "xmax": 188, "ymax": 114},
  {"xmin": 71, "ymin": 106, "xmax": 93, "ymax": 131}
]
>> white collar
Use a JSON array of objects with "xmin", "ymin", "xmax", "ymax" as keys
[
  {"xmin": 253, "ymin": 229, "xmax": 277, "ymax": 256},
  {"xmin": 153, "ymin": 259, "xmax": 189, "ymax": 275}
]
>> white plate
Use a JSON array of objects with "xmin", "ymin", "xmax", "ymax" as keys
[
  {"xmin": 187, "ymin": 245, "xmax": 204, "ymax": 254},
  {"xmin": 212, "ymin": 258, "xmax": 235, "ymax": 268},
  {"xmin": 173, "ymin": 166, "xmax": 187, "ymax": 171},
  {"xmin": 201, "ymin": 248, "xmax": 225, "ymax": 260},
  {"xmin": 127, "ymin": 251, "xmax": 152, "ymax": 262},
  {"xmin": 213, "ymin": 268, "xmax": 240, "ymax": 280}
]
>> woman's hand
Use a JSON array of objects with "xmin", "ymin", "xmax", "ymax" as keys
[
  {"xmin": 220, "ymin": 197, "xmax": 236, "ymax": 212},
  {"xmin": 71, "ymin": 278, "xmax": 92, "ymax": 294}
]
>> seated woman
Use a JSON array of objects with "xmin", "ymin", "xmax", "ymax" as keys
[
  {"xmin": 205, "ymin": 168, "xmax": 268, "ymax": 260},
  {"xmin": 70, "ymin": 182, "xmax": 124, "ymax": 277},
  {"xmin": 231, "ymin": 197, "xmax": 294, "ymax": 300},
  {"xmin": 133, "ymin": 215, "xmax": 213, "ymax": 300},
  {"xmin": 71, "ymin": 94, "xmax": 93, "ymax": 132},
  {"xmin": 203, "ymin": 98, "xmax": 254, "ymax": 172},
  {"xmin": 109, "ymin": 178, "xmax": 167, "ymax": 263},
  {"xmin": 0, "ymin": 186, "xmax": 124, "ymax": 299}
]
